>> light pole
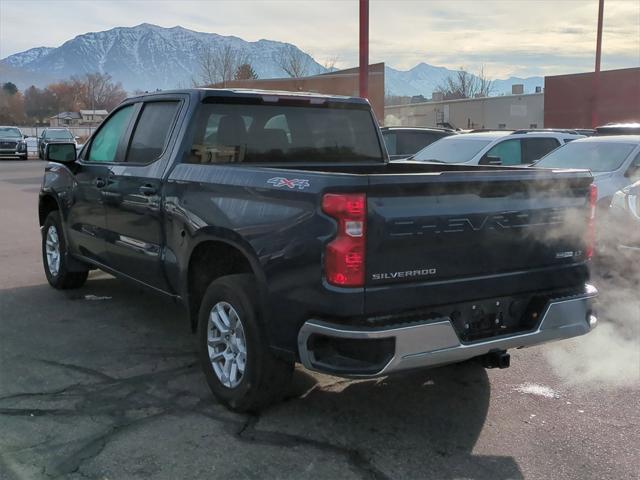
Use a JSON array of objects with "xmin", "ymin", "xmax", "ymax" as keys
[
  {"xmin": 359, "ymin": 0, "xmax": 369, "ymax": 99},
  {"xmin": 592, "ymin": 0, "xmax": 604, "ymax": 128}
]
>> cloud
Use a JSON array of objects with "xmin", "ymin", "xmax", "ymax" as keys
[{"xmin": 0, "ymin": 0, "xmax": 638, "ymax": 77}]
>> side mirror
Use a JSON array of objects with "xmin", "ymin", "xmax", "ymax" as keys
[
  {"xmin": 479, "ymin": 155, "xmax": 502, "ymax": 166},
  {"xmin": 74, "ymin": 136, "xmax": 80, "ymax": 141},
  {"xmin": 45, "ymin": 143, "xmax": 77, "ymax": 164}
]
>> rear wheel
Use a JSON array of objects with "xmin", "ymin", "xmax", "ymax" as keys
[
  {"xmin": 42, "ymin": 211, "xmax": 88, "ymax": 289},
  {"xmin": 197, "ymin": 274, "xmax": 293, "ymax": 412}
]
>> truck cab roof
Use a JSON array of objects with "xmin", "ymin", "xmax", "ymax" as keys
[{"xmin": 127, "ymin": 88, "xmax": 370, "ymax": 107}]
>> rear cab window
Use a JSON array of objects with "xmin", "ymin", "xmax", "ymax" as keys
[
  {"xmin": 126, "ymin": 101, "xmax": 180, "ymax": 164},
  {"xmin": 187, "ymin": 99, "xmax": 383, "ymax": 164}
]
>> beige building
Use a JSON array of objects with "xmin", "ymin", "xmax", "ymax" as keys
[
  {"xmin": 384, "ymin": 92, "xmax": 544, "ymax": 130},
  {"xmin": 50, "ymin": 109, "xmax": 108, "ymax": 127}
]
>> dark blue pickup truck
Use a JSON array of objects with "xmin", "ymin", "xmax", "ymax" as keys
[{"xmin": 39, "ymin": 89, "xmax": 598, "ymax": 411}]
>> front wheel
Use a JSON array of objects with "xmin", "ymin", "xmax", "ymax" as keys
[
  {"xmin": 42, "ymin": 211, "xmax": 88, "ymax": 289},
  {"xmin": 197, "ymin": 274, "xmax": 293, "ymax": 412}
]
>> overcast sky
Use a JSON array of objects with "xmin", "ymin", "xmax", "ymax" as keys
[{"xmin": 1, "ymin": 0, "xmax": 638, "ymax": 78}]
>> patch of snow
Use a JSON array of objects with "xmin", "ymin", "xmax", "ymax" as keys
[
  {"xmin": 514, "ymin": 383, "xmax": 559, "ymax": 399},
  {"xmin": 84, "ymin": 294, "xmax": 112, "ymax": 301}
]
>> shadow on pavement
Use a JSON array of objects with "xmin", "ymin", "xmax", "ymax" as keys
[{"xmin": 0, "ymin": 275, "xmax": 522, "ymax": 479}]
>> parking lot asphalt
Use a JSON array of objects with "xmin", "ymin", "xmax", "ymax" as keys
[{"xmin": 1, "ymin": 160, "xmax": 638, "ymax": 480}]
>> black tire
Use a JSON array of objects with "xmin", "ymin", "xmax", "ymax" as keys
[
  {"xmin": 42, "ymin": 211, "xmax": 88, "ymax": 289},
  {"xmin": 197, "ymin": 274, "xmax": 294, "ymax": 412}
]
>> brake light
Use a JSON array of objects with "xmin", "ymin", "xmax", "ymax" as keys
[
  {"xmin": 586, "ymin": 183, "xmax": 597, "ymax": 259},
  {"xmin": 322, "ymin": 193, "xmax": 366, "ymax": 287}
]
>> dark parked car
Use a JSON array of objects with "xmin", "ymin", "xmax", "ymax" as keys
[
  {"xmin": 39, "ymin": 89, "xmax": 598, "ymax": 412},
  {"xmin": 0, "ymin": 126, "xmax": 28, "ymax": 160},
  {"xmin": 38, "ymin": 128, "xmax": 76, "ymax": 159},
  {"xmin": 381, "ymin": 126, "xmax": 455, "ymax": 160}
]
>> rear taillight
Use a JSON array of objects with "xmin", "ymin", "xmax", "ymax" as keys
[
  {"xmin": 322, "ymin": 193, "xmax": 366, "ymax": 287},
  {"xmin": 586, "ymin": 183, "xmax": 597, "ymax": 259}
]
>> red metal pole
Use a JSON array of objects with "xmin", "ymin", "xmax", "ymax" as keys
[
  {"xmin": 592, "ymin": 0, "xmax": 604, "ymax": 128},
  {"xmin": 359, "ymin": 0, "xmax": 369, "ymax": 98}
]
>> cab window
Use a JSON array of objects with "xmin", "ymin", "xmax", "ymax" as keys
[
  {"xmin": 522, "ymin": 138, "xmax": 560, "ymax": 164},
  {"xmin": 126, "ymin": 101, "xmax": 180, "ymax": 164},
  {"xmin": 382, "ymin": 131, "xmax": 397, "ymax": 155},
  {"xmin": 397, "ymin": 131, "xmax": 440, "ymax": 155},
  {"xmin": 87, "ymin": 105, "xmax": 134, "ymax": 163},
  {"xmin": 627, "ymin": 151, "xmax": 640, "ymax": 181}
]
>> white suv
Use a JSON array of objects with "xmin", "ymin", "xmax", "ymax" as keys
[{"xmin": 408, "ymin": 130, "xmax": 584, "ymax": 166}]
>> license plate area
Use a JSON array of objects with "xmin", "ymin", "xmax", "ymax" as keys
[{"xmin": 449, "ymin": 294, "xmax": 549, "ymax": 343}]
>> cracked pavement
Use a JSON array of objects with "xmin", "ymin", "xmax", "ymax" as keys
[{"xmin": 1, "ymin": 161, "xmax": 638, "ymax": 479}]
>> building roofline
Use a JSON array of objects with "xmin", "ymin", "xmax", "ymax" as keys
[{"xmin": 385, "ymin": 91, "xmax": 544, "ymax": 110}]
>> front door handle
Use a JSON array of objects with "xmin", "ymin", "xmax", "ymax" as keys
[
  {"xmin": 139, "ymin": 184, "xmax": 157, "ymax": 196},
  {"xmin": 94, "ymin": 177, "xmax": 107, "ymax": 188}
]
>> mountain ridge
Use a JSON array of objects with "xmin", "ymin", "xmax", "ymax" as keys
[{"xmin": 1, "ymin": 23, "xmax": 544, "ymax": 96}]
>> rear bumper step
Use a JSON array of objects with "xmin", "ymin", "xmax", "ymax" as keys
[{"xmin": 297, "ymin": 284, "xmax": 597, "ymax": 377}]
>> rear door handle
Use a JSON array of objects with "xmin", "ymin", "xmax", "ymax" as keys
[
  {"xmin": 94, "ymin": 177, "xmax": 107, "ymax": 188},
  {"xmin": 139, "ymin": 184, "xmax": 157, "ymax": 196}
]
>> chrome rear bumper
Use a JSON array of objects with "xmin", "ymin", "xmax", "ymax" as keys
[{"xmin": 298, "ymin": 284, "xmax": 597, "ymax": 377}]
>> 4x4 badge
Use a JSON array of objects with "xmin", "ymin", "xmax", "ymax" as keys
[{"xmin": 267, "ymin": 177, "xmax": 310, "ymax": 190}]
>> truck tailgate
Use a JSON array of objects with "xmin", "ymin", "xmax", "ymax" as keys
[{"xmin": 365, "ymin": 168, "xmax": 593, "ymax": 314}]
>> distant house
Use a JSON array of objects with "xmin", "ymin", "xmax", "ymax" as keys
[
  {"xmin": 49, "ymin": 111, "xmax": 81, "ymax": 127},
  {"xmin": 49, "ymin": 109, "xmax": 108, "ymax": 127},
  {"xmin": 79, "ymin": 110, "xmax": 108, "ymax": 124}
]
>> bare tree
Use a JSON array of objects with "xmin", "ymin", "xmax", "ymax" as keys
[
  {"xmin": 475, "ymin": 65, "xmax": 494, "ymax": 98},
  {"xmin": 437, "ymin": 66, "xmax": 494, "ymax": 100},
  {"xmin": 71, "ymin": 73, "xmax": 127, "ymax": 111},
  {"xmin": 198, "ymin": 45, "xmax": 248, "ymax": 87},
  {"xmin": 323, "ymin": 55, "xmax": 339, "ymax": 72},
  {"xmin": 276, "ymin": 45, "xmax": 310, "ymax": 78}
]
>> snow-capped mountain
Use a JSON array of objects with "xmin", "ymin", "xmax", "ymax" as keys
[
  {"xmin": 1, "ymin": 23, "xmax": 544, "ymax": 96},
  {"xmin": 2, "ymin": 46, "xmax": 55, "ymax": 69},
  {"xmin": 0, "ymin": 23, "xmax": 326, "ymax": 91},
  {"xmin": 385, "ymin": 62, "xmax": 543, "ymax": 98},
  {"xmin": 385, "ymin": 63, "xmax": 456, "ymax": 97}
]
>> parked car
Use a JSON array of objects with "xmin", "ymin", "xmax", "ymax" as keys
[
  {"xmin": 607, "ymin": 180, "xmax": 640, "ymax": 259},
  {"xmin": 38, "ymin": 128, "xmax": 77, "ymax": 159},
  {"xmin": 381, "ymin": 126, "xmax": 456, "ymax": 160},
  {"xmin": 532, "ymin": 136, "xmax": 640, "ymax": 205},
  {"xmin": 408, "ymin": 129, "xmax": 583, "ymax": 166},
  {"xmin": 596, "ymin": 122, "xmax": 640, "ymax": 135},
  {"xmin": 0, "ymin": 126, "xmax": 28, "ymax": 160},
  {"xmin": 39, "ymin": 89, "xmax": 598, "ymax": 412}
]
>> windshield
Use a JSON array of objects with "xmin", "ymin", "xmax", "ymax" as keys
[
  {"xmin": 47, "ymin": 130, "xmax": 74, "ymax": 140},
  {"xmin": 188, "ymin": 101, "xmax": 383, "ymax": 164},
  {"xmin": 535, "ymin": 141, "xmax": 636, "ymax": 172},
  {"xmin": 412, "ymin": 137, "xmax": 491, "ymax": 163},
  {"xmin": 0, "ymin": 127, "xmax": 22, "ymax": 138}
]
